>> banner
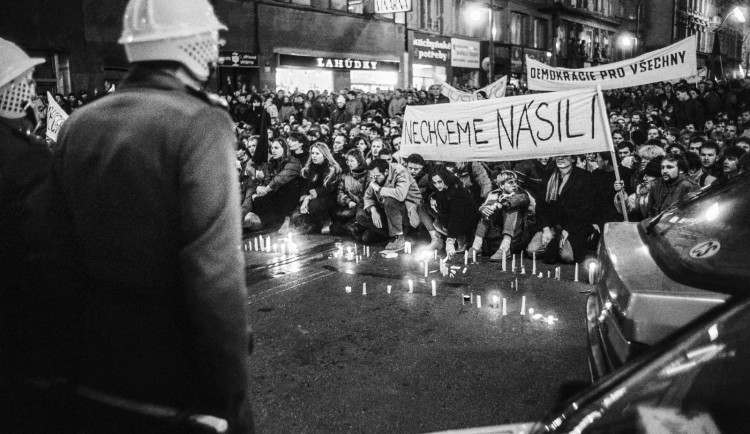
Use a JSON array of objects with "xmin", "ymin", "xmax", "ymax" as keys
[
  {"xmin": 46, "ymin": 91, "xmax": 68, "ymax": 142},
  {"xmin": 527, "ymin": 36, "xmax": 697, "ymax": 91},
  {"xmin": 680, "ymin": 67, "xmax": 708, "ymax": 84},
  {"xmin": 399, "ymin": 87, "xmax": 610, "ymax": 162},
  {"xmin": 436, "ymin": 76, "xmax": 507, "ymax": 103}
]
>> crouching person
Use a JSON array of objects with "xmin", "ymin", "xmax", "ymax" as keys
[
  {"xmin": 428, "ymin": 164, "xmax": 479, "ymax": 259},
  {"xmin": 355, "ymin": 159, "xmax": 422, "ymax": 251},
  {"xmin": 469, "ymin": 171, "xmax": 532, "ymax": 261}
]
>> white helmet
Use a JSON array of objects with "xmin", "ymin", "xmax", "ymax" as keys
[
  {"xmin": 0, "ymin": 38, "xmax": 44, "ymax": 119},
  {"xmin": 118, "ymin": 0, "xmax": 227, "ymax": 82}
]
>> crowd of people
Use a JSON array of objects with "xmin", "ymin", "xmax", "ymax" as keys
[{"xmin": 222, "ymin": 78, "xmax": 750, "ymax": 263}]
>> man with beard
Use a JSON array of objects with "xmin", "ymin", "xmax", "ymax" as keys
[{"xmin": 646, "ymin": 154, "xmax": 698, "ymax": 217}]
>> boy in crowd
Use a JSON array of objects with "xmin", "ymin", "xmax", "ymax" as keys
[{"xmin": 468, "ymin": 171, "xmax": 532, "ymax": 261}]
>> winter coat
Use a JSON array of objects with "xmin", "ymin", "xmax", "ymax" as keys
[
  {"xmin": 363, "ymin": 162, "xmax": 422, "ymax": 227},
  {"xmin": 538, "ymin": 166, "xmax": 597, "ymax": 262},
  {"xmin": 646, "ymin": 173, "xmax": 698, "ymax": 217},
  {"xmin": 337, "ymin": 166, "xmax": 368, "ymax": 209},
  {"xmin": 433, "ymin": 183, "xmax": 478, "ymax": 238}
]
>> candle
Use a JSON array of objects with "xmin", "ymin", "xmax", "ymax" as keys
[
  {"xmin": 345, "ymin": 286, "xmax": 351, "ymax": 293},
  {"xmin": 538, "ymin": 272, "xmax": 543, "ymax": 278},
  {"xmin": 254, "ymin": 238, "xmax": 259, "ymax": 251},
  {"xmin": 510, "ymin": 281, "xmax": 514, "ymax": 290},
  {"xmin": 472, "ymin": 250, "xmax": 477, "ymax": 263},
  {"xmin": 529, "ymin": 308, "xmax": 534, "ymax": 317},
  {"xmin": 355, "ymin": 255, "xmax": 359, "ymax": 263},
  {"xmin": 354, "ymin": 244, "xmax": 358, "ymax": 256},
  {"xmin": 259, "ymin": 236, "xmax": 264, "ymax": 251},
  {"xmin": 532, "ymin": 252, "xmax": 536, "ymax": 275},
  {"xmin": 515, "ymin": 278, "xmax": 518, "ymax": 291},
  {"xmin": 521, "ymin": 267, "xmax": 525, "ymax": 275},
  {"xmin": 589, "ymin": 262, "xmax": 596, "ymax": 285},
  {"xmin": 424, "ymin": 261, "xmax": 429, "ymax": 277},
  {"xmin": 574, "ymin": 263, "xmax": 579, "ymax": 282},
  {"xmin": 366, "ymin": 246, "xmax": 370, "ymax": 257},
  {"xmin": 431, "ymin": 280, "xmax": 436, "ymax": 296},
  {"xmin": 464, "ymin": 251, "xmax": 468, "ymax": 266},
  {"xmin": 502, "ymin": 298, "xmax": 507, "ymax": 315},
  {"xmin": 362, "ymin": 283, "xmax": 367, "ymax": 295},
  {"xmin": 462, "ymin": 267, "xmax": 467, "ymax": 274},
  {"xmin": 433, "ymin": 250, "xmax": 437, "ymax": 260},
  {"xmin": 492, "ymin": 295, "xmax": 498, "ymax": 308},
  {"xmin": 556, "ymin": 267, "xmax": 561, "ymax": 281},
  {"xmin": 547, "ymin": 271, "xmax": 551, "ymax": 278},
  {"xmin": 511, "ymin": 254, "xmax": 516, "ymax": 272},
  {"xmin": 405, "ymin": 242, "xmax": 411, "ymax": 254},
  {"xmin": 462, "ymin": 294, "xmax": 470, "ymax": 305},
  {"xmin": 502, "ymin": 253, "xmax": 507, "ymax": 272},
  {"xmin": 387, "ymin": 285, "xmax": 392, "ymax": 294},
  {"xmin": 520, "ymin": 296, "xmax": 526, "ymax": 315},
  {"xmin": 266, "ymin": 236, "xmax": 271, "ymax": 250},
  {"xmin": 408, "ymin": 280, "xmax": 413, "ymax": 293},
  {"xmin": 476, "ymin": 295, "xmax": 482, "ymax": 308}
]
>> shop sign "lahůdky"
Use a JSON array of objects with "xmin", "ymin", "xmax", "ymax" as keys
[{"xmin": 317, "ymin": 58, "xmax": 379, "ymax": 70}]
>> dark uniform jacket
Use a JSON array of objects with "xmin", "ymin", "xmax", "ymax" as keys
[{"xmin": 54, "ymin": 65, "xmax": 252, "ymax": 432}]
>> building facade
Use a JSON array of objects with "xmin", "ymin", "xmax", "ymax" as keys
[{"xmin": 7, "ymin": 0, "xmax": 739, "ymax": 95}]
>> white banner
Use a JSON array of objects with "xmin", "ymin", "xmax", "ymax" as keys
[
  {"xmin": 400, "ymin": 87, "xmax": 611, "ymax": 162},
  {"xmin": 436, "ymin": 76, "xmax": 507, "ymax": 103},
  {"xmin": 374, "ymin": 0, "xmax": 412, "ymax": 13},
  {"xmin": 527, "ymin": 36, "xmax": 697, "ymax": 91},
  {"xmin": 46, "ymin": 91, "xmax": 68, "ymax": 142}
]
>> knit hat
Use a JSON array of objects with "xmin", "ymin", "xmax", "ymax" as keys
[{"xmin": 644, "ymin": 156, "xmax": 663, "ymax": 178}]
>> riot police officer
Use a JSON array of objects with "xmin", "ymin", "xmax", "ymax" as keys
[
  {"xmin": 0, "ymin": 37, "xmax": 82, "ymax": 434},
  {"xmin": 54, "ymin": 0, "xmax": 254, "ymax": 432}
]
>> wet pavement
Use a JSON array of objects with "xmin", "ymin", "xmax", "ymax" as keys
[{"xmin": 243, "ymin": 233, "xmax": 592, "ymax": 434}]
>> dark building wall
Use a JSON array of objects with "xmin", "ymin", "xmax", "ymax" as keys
[
  {"xmin": 257, "ymin": 3, "xmax": 404, "ymax": 90},
  {"xmin": 643, "ymin": 0, "xmax": 675, "ymax": 52}
]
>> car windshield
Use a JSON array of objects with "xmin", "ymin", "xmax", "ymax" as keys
[
  {"xmin": 640, "ymin": 172, "xmax": 750, "ymax": 294},
  {"xmin": 535, "ymin": 296, "xmax": 750, "ymax": 433}
]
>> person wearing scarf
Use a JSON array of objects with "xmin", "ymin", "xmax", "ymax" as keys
[{"xmin": 526, "ymin": 155, "xmax": 597, "ymax": 264}]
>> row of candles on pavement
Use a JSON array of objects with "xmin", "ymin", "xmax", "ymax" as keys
[
  {"xmin": 345, "ymin": 281, "xmax": 558, "ymax": 324},
  {"xmin": 332, "ymin": 240, "xmax": 597, "ymax": 285},
  {"xmin": 243, "ymin": 234, "xmax": 299, "ymax": 255}
]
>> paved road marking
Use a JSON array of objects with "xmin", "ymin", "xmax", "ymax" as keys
[{"xmin": 247, "ymin": 269, "xmax": 334, "ymax": 305}]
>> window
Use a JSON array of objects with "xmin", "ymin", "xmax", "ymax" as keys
[
  {"xmin": 510, "ymin": 12, "xmax": 527, "ymax": 46},
  {"xmin": 532, "ymin": 18, "xmax": 548, "ymax": 49},
  {"xmin": 420, "ymin": 0, "xmax": 443, "ymax": 32},
  {"xmin": 558, "ymin": 23, "xmax": 569, "ymax": 58}
]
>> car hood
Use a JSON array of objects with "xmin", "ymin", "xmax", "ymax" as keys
[
  {"xmin": 425, "ymin": 422, "xmax": 534, "ymax": 434},
  {"xmin": 597, "ymin": 222, "xmax": 727, "ymax": 346}
]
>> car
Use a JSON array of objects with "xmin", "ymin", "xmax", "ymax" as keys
[
  {"xmin": 428, "ymin": 292, "xmax": 750, "ymax": 433},
  {"xmin": 587, "ymin": 171, "xmax": 750, "ymax": 380}
]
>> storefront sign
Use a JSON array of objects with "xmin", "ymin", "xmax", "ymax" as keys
[
  {"xmin": 278, "ymin": 54, "xmax": 399, "ymax": 72},
  {"xmin": 411, "ymin": 33, "xmax": 451, "ymax": 66},
  {"xmin": 218, "ymin": 51, "xmax": 258, "ymax": 67},
  {"xmin": 527, "ymin": 36, "xmax": 697, "ymax": 91},
  {"xmin": 451, "ymin": 38, "xmax": 480, "ymax": 69},
  {"xmin": 374, "ymin": 0, "xmax": 412, "ymax": 13},
  {"xmin": 400, "ymin": 87, "xmax": 610, "ymax": 162}
]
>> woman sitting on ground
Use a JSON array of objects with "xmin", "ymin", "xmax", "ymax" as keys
[
  {"xmin": 428, "ymin": 164, "xmax": 478, "ymax": 259},
  {"xmin": 332, "ymin": 148, "xmax": 369, "ymax": 235},
  {"xmin": 242, "ymin": 137, "xmax": 302, "ymax": 231},
  {"xmin": 291, "ymin": 142, "xmax": 342, "ymax": 234}
]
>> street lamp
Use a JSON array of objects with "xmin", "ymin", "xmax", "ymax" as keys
[
  {"xmin": 466, "ymin": 2, "xmax": 494, "ymax": 84},
  {"xmin": 712, "ymin": 6, "xmax": 746, "ymax": 79}
]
